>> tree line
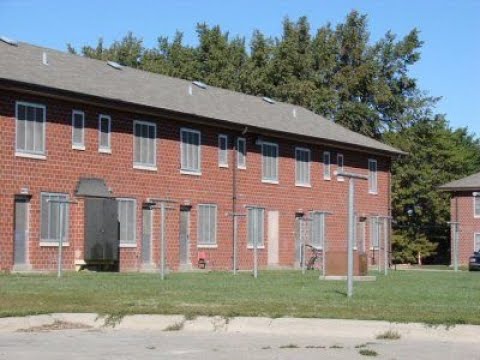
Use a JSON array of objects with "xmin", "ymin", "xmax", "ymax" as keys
[{"xmin": 69, "ymin": 11, "xmax": 480, "ymax": 263}]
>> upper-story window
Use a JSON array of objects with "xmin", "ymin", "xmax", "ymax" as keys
[
  {"xmin": 180, "ymin": 128, "xmax": 201, "ymax": 174},
  {"xmin": 261, "ymin": 142, "xmax": 279, "ymax": 183},
  {"xmin": 337, "ymin": 153, "xmax": 344, "ymax": 181},
  {"xmin": 72, "ymin": 110, "xmax": 85, "ymax": 150},
  {"xmin": 15, "ymin": 101, "xmax": 46, "ymax": 158},
  {"xmin": 368, "ymin": 159, "xmax": 378, "ymax": 194},
  {"xmin": 218, "ymin": 134, "xmax": 228, "ymax": 167},
  {"xmin": 237, "ymin": 137, "xmax": 246, "ymax": 169},
  {"xmin": 323, "ymin": 151, "xmax": 331, "ymax": 180},
  {"xmin": 98, "ymin": 114, "xmax": 111, "ymax": 153},
  {"xmin": 133, "ymin": 120, "xmax": 156, "ymax": 169},
  {"xmin": 474, "ymin": 195, "xmax": 480, "ymax": 218},
  {"xmin": 295, "ymin": 147, "xmax": 311, "ymax": 186}
]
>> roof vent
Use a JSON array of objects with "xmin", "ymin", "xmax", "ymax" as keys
[
  {"xmin": 42, "ymin": 52, "xmax": 48, "ymax": 66},
  {"xmin": 262, "ymin": 96, "xmax": 275, "ymax": 104},
  {"xmin": 0, "ymin": 35, "xmax": 18, "ymax": 46},
  {"xmin": 292, "ymin": 108, "xmax": 297, "ymax": 118},
  {"xmin": 107, "ymin": 61, "xmax": 122, "ymax": 70},
  {"xmin": 192, "ymin": 81, "xmax": 207, "ymax": 89},
  {"xmin": 188, "ymin": 84, "xmax": 193, "ymax": 96}
]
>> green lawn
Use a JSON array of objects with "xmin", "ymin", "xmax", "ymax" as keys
[{"xmin": 0, "ymin": 270, "xmax": 479, "ymax": 325}]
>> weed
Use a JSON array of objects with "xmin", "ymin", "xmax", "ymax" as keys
[
  {"xmin": 163, "ymin": 321, "xmax": 185, "ymax": 331},
  {"xmin": 261, "ymin": 346, "xmax": 271, "ymax": 350},
  {"xmin": 279, "ymin": 344, "xmax": 299, "ymax": 349},
  {"xmin": 97, "ymin": 313, "xmax": 125, "ymax": 328},
  {"xmin": 376, "ymin": 329, "xmax": 401, "ymax": 340},
  {"xmin": 329, "ymin": 344, "xmax": 344, "ymax": 349},
  {"xmin": 359, "ymin": 349, "xmax": 378, "ymax": 357},
  {"xmin": 306, "ymin": 345, "xmax": 326, "ymax": 349}
]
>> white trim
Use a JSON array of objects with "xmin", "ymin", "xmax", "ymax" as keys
[
  {"xmin": 295, "ymin": 146, "xmax": 311, "ymax": 187},
  {"xmin": 180, "ymin": 127, "xmax": 201, "ymax": 173},
  {"xmin": 218, "ymin": 134, "xmax": 229, "ymax": 168},
  {"xmin": 368, "ymin": 158, "xmax": 378, "ymax": 195},
  {"xmin": 133, "ymin": 120, "xmax": 157, "ymax": 169},
  {"xmin": 98, "ymin": 114, "xmax": 111, "ymax": 153},
  {"xmin": 197, "ymin": 244, "xmax": 218, "ymax": 249},
  {"xmin": 71, "ymin": 110, "xmax": 85, "ymax": 150},
  {"xmin": 337, "ymin": 153, "xmax": 344, "ymax": 181},
  {"xmin": 474, "ymin": 196, "xmax": 480, "ymax": 218},
  {"xmin": 261, "ymin": 141, "xmax": 279, "ymax": 183},
  {"xmin": 323, "ymin": 151, "xmax": 331, "ymax": 180},
  {"xmin": 237, "ymin": 137, "xmax": 246, "ymax": 169},
  {"xmin": 15, "ymin": 152, "xmax": 47, "ymax": 160},
  {"xmin": 15, "ymin": 101, "xmax": 47, "ymax": 157},
  {"xmin": 197, "ymin": 203, "xmax": 217, "ymax": 247},
  {"xmin": 39, "ymin": 242, "xmax": 70, "ymax": 247},
  {"xmin": 119, "ymin": 243, "xmax": 137, "ymax": 248},
  {"xmin": 247, "ymin": 245, "xmax": 265, "ymax": 250},
  {"xmin": 474, "ymin": 233, "xmax": 480, "ymax": 251}
]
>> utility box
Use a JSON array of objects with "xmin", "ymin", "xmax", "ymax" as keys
[
  {"xmin": 84, "ymin": 197, "xmax": 119, "ymax": 263},
  {"xmin": 325, "ymin": 251, "xmax": 363, "ymax": 276}
]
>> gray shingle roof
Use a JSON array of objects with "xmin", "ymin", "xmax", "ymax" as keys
[
  {"xmin": 0, "ymin": 40, "xmax": 404, "ymax": 156},
  {"xmin": 439, "ymin": 172, "xmax": 480, "ymax": 191}
]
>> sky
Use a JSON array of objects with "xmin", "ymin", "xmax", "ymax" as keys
[{"xmin": 1, "ymin": 0, "xmax": 479, "ymax": 136}]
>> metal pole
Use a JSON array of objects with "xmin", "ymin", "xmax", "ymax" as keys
[
  {"xmin": 233, "ymin": 215, "xmax": 238, "ymax": 275},
  {"xmin": 160, "ymin": 202, "xmax": 166, "ymax": 280},
  {"xmin": 347, "ymin": 177, "xmax": 355, "ymax": 298},
  {"xmin": 383, "ymin": 217, "xmax": 388, "ymax": 276},
  {"xmin": 253, "ymin": 211, "xmax": 258, "ymax": 279},
  {"xmin": 301, "ymin": 219, "xmax": 306, "ymax": 275},
  {"xmin": 453, "ymin": 223, "xmax": 459, "ymax": 272},
  {"xmin": 57, "ymin": 202, "xmax": 64, "ymax": 278}
]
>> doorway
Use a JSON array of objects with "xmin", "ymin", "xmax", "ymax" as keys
[
  {"xmin": 268, "ymin": 210, "xmax": 279, "ymax": 266},
  {"xmin": 13, "ymin": 196, "xmax": 30, "ymax": 269},
  {"xmin": 142, "ymin": 207, "xmax": 153, "ymax": 266},
  {"xmin": 179, "ymin": 206, "xmax": 191, "ymax": 268}
]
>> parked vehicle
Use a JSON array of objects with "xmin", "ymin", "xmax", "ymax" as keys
[{"xmin": 468, "ymin": 251, "xmax": 480, "ymax": 271}]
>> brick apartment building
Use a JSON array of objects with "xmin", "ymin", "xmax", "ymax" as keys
[
  {"xmin": 0, "ymin": 38, "xmax": 403, "ymax": 272},
  {"xmin": 440, "ymin": 172, "xmax": 480, "ymax": 265}
]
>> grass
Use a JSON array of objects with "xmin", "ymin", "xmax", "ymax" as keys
[
  {"xmin": 376, "ymin": 329, "xmax": 401, "ymax": 340},
  {"xmin": 163, "ymin": 321, "xmax": 184, "ymax": 331},
  {"xmin": 359, "ymin": 349, "xmax": 378, "ymax": 357},
  {"xmin": 0, "ymin": 270, "xmax": 479, "ymax": 325},
  {"xmin": 279, "ymin": 344, "xmax": 299, "ymax": 349}
]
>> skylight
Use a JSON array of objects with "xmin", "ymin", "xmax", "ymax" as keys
[
  {"xmin": 0, "ymin": 36, "xmax": 18, "ymax": 46},
  {"xmin": 107, "ymin": 61, "xmax": 122, "ymax": 70},
  {"xmin": 192, "ymin": 81, "xmax": 207, "ymax": 89}
]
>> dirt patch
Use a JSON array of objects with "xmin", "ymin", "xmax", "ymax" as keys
[{"xmin": 17, "ymin": 320, "xmax": 92, "ymax": 332}]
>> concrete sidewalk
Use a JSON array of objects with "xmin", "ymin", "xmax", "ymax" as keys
[{"xmin": 0, "ymin": 313, "xmax": 478, "ymax": 344}]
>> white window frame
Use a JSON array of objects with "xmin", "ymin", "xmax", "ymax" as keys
[
  {"xmin": 295, "ymin": 147, "xmax": 311, "ymax": 187},
  {"xmin": 323, "ymin": 151, "xmax": 331, "ymax": 180},
  {"xmin": 237, "ymin": 137, "xmax": 246, "ymax": 169},
  {"xmin": 218, "ymin": 134, "xmax": 228, "ymax": 168},
  {"xmin": 98, "ymin": 114, "xmax": 111, "ymax": 153},
  {"xmin": 180, "ymin": 127, "xmax": 201, "ymax": 175},
  {"xmin": 39, "ymin": 192, "xmax": 69, "ymax": 247},
  {"xmin": 368, "ymin": 158, "xmax": 378, "ymax": 194},
  {"xmin": 71, "ymin": 110, "xmax": 85, "ymax": 150},
  {"xmin": 474, "ymin": 233, "xmax": 480, "ymax": 251},
  {"xmin": 247, "ymin": 207, "xmax": 265, "ymax": 249},
  {"xmin": 15, "ymin": 101, "xmax": 47, "ymax": 159},
  {"xmin": 261, "ymin": 141, "xmax": 279, "ymax": 184},
  {"xmin": 474, "ymin": 195, "xmax": 480, "ymax": 218},
  {"xmin": 197, "ymin": 204, "xmax": 218, "ymax": 248},
  {"xmin": 337, "ymin": 153, "xmax": 344, "ymax": 181},
  {"xmin": 133, "ymin": 120, "xmax": 157, "ymax": 170},
  {"xmin": 117, "ymin": 198, "xmax": 137, "ymax": 247}
]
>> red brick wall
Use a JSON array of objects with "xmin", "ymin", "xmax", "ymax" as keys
[
  {"xmin": 0, "ymin": 90, "xmax": 391, "ymax": 272},
  {"xmin": 450, "ymin": 192, "xmax": 480, "ymax": 265}
]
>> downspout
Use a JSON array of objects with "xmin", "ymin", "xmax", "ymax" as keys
[
  {"xmin": 388, "ymin": 158, "xmax": 393, "ymax": 267},
  {"xmin": 232, "ymin": 135, "xmax": 237, "ymax": 272}
]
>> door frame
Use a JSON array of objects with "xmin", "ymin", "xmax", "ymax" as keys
[
  {"xmin": 13, "ymin": 195, "xmax": 31, "ymax": 269},
  {"xmin": 179, "ymin": 205, "xmax": 191, "ymax": 267}
]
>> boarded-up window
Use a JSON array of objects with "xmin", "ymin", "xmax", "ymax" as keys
[
  {"xmin": 262, "ymin": 142, "xmax": 278, "ymax": 182},
  {"xmin": 16, "ymin": 102, "xmax": 46, "ymax": 155},
  {"xmin": 118, "ymin": 199, "xmax": 136, "ymax": 245},
  {"xmin": 237, "ymin": 137, "xmax": 246, "ymax": 169},
  {"xmin": 180, "ymin": 128, "xmax": 201, "ymax": 173},
  {"xmin": 323, "ymin": 151, "xmax": 331, "ymax": 180},
  {"xmin": 98, "ymin": 115, "xmax": 111, "ymax": 152},
  {"xmin": 218, "ymin": 134, "xmax": 228, "ymax": 167},
  {"xmin": 311, "ymin": 212, "xmax": 325, "ymax": 249},
  {"xmin": 369, "ymin": 159, "xmax": 378, "ymax": 194},
  {"xmin": 247, "ymin": 207, "xmax": 264, "ymax": 247},
  {"xmin": 41, "ymin": 193, "xmax": 68, "ymax": 243},
  {"xmin": 474, "ymin": 196, "xmax": 480, "ymax": 217},
  {"xmin": 197, "ymin": 204, "xmax": 217, "ymax": 246},
  {"xmin": 295, "ymin": 147, "xmax": 311, "ymax": 186},
  {"xmin": 134, "ymin": 121, "xmax": 156, "ymax": 168},
  {"xmin": 72, "ymin": 110, "xmax": 85, "ymax": 149}
]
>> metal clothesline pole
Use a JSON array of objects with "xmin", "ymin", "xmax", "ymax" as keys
[{"xmin": 447, "ymin": 221, "xmax": 460, "ymax": 272}]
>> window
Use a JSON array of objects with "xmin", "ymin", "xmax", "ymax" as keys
[
  {"xmin": 197, "ymin": 204, "xmax": 217, "ymax": 246},
  {"xmin": 261, "ymin": 142, "xmax": 279, "ymax": 183},
  {"xmin": 133, "ymin": 121, "xmax": 156, "ymax": 169},
  {"xmin": 368, "ymin": 159, "xmax": 378, "ymax": 194},
  {"xmin": 337, "ymin": 153, "xmax": 344, "ymax": 181},
  {"xmin": 72, "ymin": 110, "xmax": 85, "ymax": 150},
  {"xmin": 247, "ymin": 207, "xmax": 264, "ymax": 247},
  {"xmin": 474, "ymin": 195, "xmax": 480, "ymax": 218},
  {"xmin": 237, "ymin": 137, "xmax": 246, "ymax": 169},
  {"xmin": 371, "ymin": 217, "xmax": 380, "ymax": 249},
  {"xmin": 118, "ymin": 198, "xmax": 136, "ymax": 246},
  {"xmin": 311, "ymin": 212, "xmax": 325, "ymax": 249},
  {"xmin": 475, "ymin": 233, "xmax": 480, "ymax": 251},
  {"xmin": 98, "ymin": 114, "xmax": 111, "ymax": 152},
  {"xmin": 180, "ymin": 128, "xmax": 201, "ymax": 174},
  {"xmin": 218, "ymin": 134, "xmax": 228, "ymax": 167},
  {"xmin": 295, "ymin": 147, "xmax": 311, "ymax": 186},
  {"xmin": 323, "ymin": 151, "xmax": 331, "ymax": 180},
  {"xmin": 15, "ymin": 101, "xmax": 46, "ymax": 157},
  {"xmin": 40, "ymin": 193, "xmax": 68, "ymax": 244}
]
